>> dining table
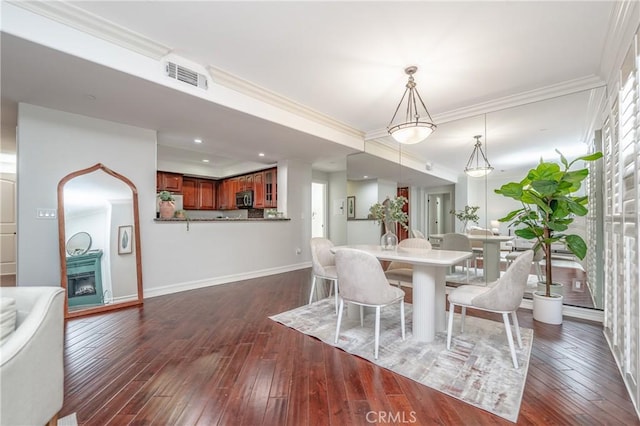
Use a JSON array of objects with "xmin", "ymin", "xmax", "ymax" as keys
[
  {"xmin": 331, "ymin": 244, "xmax": 472, "ymax": 343},
  {"xmin": 430, "ymin": 233, "xmax": 514, "ymax": 282}
]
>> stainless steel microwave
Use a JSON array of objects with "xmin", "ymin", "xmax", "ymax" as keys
[{"xmin": 235, "ymin": 190, "xmax": 253, "ymax": 208}]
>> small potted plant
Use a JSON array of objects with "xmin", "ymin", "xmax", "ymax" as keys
[
  {"xmin": 495, "ymin": 150, "xmax": 602, "ymax": 324},
  {"xmin": 449, "ymin": 205, "xmax": 480, "ymax": 232},
  {"xmin": 158, "ymin": 190, "xmax": 175, "ymax": 219},
  {"xmin": 369, "ymin": 196, "xmax": 409, "ymax": 250}
]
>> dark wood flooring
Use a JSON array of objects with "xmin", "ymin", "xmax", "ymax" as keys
[{"xmin": 60, "ymin": 269, "xmax": 639, "ymax": 425}]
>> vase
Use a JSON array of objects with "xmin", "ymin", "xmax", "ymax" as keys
[
  {"xmin": 159, "ymin": 201, "xmax": 175, "ymax": 219},
  {"xmin": 381, "ymin": 224, "xmax": 398, "ymax": 250}
]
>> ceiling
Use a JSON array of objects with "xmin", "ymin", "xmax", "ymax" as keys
[{"xmin": 1, "ymin": 1, "xmax": 614, "ymax": 186}]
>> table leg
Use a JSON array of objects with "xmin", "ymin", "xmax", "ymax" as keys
[
  {"xmin": 483, "ymin": 241, "xmax": 502, "ymax": 281},
  {"xmin": 412, "ymin": 264, "xmax": 444, "ymax": 342}
]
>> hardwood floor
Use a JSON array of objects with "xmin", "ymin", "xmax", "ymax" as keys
[{"xmin": 60, "ymin": 269, "xmax": 639, "ymax": 425}]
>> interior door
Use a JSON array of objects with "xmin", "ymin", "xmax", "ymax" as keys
[
  {"xmin": 311, "ymin": 182, "xmax": 327, "ymax": 238},
  {"xmin": 0, "ymin": 173, "xmax": 17, "ymax": 276}
]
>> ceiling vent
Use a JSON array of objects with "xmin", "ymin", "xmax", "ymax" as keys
[{"xmin": 165, "ymin": 62, "xmax": 208, "ymax": 90}]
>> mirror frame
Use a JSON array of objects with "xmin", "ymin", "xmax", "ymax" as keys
[{"xmin": 57, "ymin": 163, "xmax": 143, "ymax": 318}]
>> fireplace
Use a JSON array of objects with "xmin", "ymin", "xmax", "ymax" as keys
[{"xmin": 66, "ymin": 250, "xmax": 103, "ymax": 307}]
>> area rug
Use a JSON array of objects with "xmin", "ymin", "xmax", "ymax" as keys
[
  {"xmin": 58, "ymin": 413, "xmax": 78, "ymax": 426},
  {"xmin": 270, "ymin": 299, "xmax": 533, "ymax": 422}
]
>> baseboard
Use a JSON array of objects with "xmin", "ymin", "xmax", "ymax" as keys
[
  {"xmin": 144, "ymin": 262, "xmax": 312, "ymax": 299},
  {"xmin": 518, "ymin": 298, "xmax": 604, "ymax": 323}
]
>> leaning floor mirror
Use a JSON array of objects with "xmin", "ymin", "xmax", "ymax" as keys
[{"xmin": 57, "ymin": 163, "xmax": 143, "ymax": 318}]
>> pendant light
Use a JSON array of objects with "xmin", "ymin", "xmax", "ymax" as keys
[
  {"xmin": 464, "ymin": 115, "xmax": 493, "ymax": 177},
  {"xmin": 387, "ymin": 66, "xmax": 437, "ymax": 144},
  {"xmin": 464, "ymin": 135, "xmax": 493, "ymax": 177}
]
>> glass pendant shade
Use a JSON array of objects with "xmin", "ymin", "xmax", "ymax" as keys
[
  {"xmin": 464, "ymin": 135, "xmax": 493, "ymax": 177},
  {"xmin": 387, "ymin": 66, "xmax": 436, "ymax": 145}
]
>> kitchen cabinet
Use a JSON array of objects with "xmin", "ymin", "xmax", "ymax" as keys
[
  {"xmin": 264, "ymin": 168, "xmax": 277, "ymax": 208},
  {"xmin": 156, "ymin": 171, "xmax": 183, "ymax": 193},
  {"xmin": 217, "ymin": 177, "xmax": 239, "ymax": 210},
  {"xmin": 216, "ymin": 168, "xmax": 276, "ymax": 210},
  {"xmin": 253, "ymin": 172, "xmax": 265, "ymax": 208},
  {"xmin": 183, "ymin": 177, "xmax": 216, "ymax": 210}
]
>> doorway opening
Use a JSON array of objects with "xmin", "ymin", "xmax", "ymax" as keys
[{"xmin": 311, "ymin": 182, "xmax": 327, "ymax": 238}]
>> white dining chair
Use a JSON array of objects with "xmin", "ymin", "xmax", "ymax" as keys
[
  {"xmin": 334, "ymin": 248, "xmax": 405, "ymax": 359},
  {"xmin": 441, "ymin": 233, "xmax": 476, "ymax": 281},
  {"xmin": 446, "ymin": 250, "xmax": 534, "ymax": 368},
  {"xmin": 309, "ymin": 238, "xmax": 339, "ymax": 314},
  {"xmin": 506, "ymin": 248, "xmax": 544, "ymax": 282},
  {"xmin": 384, "ymin": 238, "xmax": 432, "ymax": 288},
  {"xmin": 468, "ymin": 228, "xmax": 493, "ymax": 271},
  {"xmin": 411, "ymin": 229, "xmax": 426, "ymax": 239}
]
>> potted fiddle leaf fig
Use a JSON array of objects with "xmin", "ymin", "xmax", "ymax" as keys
[{"xmin": 494, "ymin": 150, "xmax": 602, "ymax": 324}]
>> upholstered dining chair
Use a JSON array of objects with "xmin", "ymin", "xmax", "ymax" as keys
[
  {"xmin": 411, "ymin": 229, "xmax": 426, "ymax": 239},
  {"xmin": 334, "ymin": 248, "xmax": 406, "ymax": 359},
  {"xmin": 506, "ymin": 248, "xmax": 544, "ymax": 282},
  {"xmin": 468, "ymin": 228, "xmax": 493, "ymax": 270},
  {"xmin": 309, "ymin": 237, "xmax": 339, "ymax": 314},
  {"xmin": 384, "ymin": 238, "xmax": 432, "ymax": 287},
  {"xmin": 446, "ymin": 250, "xmax": 534, "ymax": 368},
  {"xmin": 441, "ymin": 233, "xmax": 476, "ymax": 281}
]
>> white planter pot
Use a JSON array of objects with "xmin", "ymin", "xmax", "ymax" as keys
[
  {"xmin": 532, "ymin": 291, "xmax": 563, "ymax": 324},
  {"xmin": 536, "ymin": 282, "xmax": 564, "ymax": 296}
]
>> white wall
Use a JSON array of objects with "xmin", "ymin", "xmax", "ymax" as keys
[
  {"xmin": 346, "ymin": 179, "xmax": 377, "ymax": 219},
  {"xmin": 328, "ymin": 170, "xmax": 347, "ymax": 245},
  {"xmin": 17, "ymin": 104, "xmax": 311, "ymax": 297}
]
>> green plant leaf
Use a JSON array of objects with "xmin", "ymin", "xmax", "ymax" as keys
[
  {"xmin": 557, "ymin": 149, "xmax": 569, "ymax": 168},
  {"xmin": 531, "ymin": 179, "xmax": 558, "ymax": 196},
  {"xmin": 569, "ymin": 151, "xmax": 603, "ymax": 167},
  {"xmin": 494, "ymin": 182, "xmax": 523, "ymax": 199},
  {"xmin": 566, "ymin": 199, "xmax": 588, "ymax": 216},
  {"xmin": 515, "ymin": 227, "xmax": 540, "ymax": 240},
  {"xmin": 566, "ymin": 234, "xmax": 587, "ymax": 260}
]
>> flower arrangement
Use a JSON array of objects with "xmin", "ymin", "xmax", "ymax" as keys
[
  {"xmin": 450, "ymin": 205, "xmax": 480, "ymax": 232},
  {"xmin": 369, "ymin": 196, "xmax": 409, "ymax": 231}
]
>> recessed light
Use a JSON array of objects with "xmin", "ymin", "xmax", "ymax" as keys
[
  {"xmin": 194, "ymin": 138, "xmax": 203, "ymax": 144},
  {"xmin": 202, "ymin": 159, "xmax": 209, "ymax": 163},
  {"xmin": 258, "ymin": 153, "xmax": 265, "ymax": 157},
  {"xmin": 363, "ymin": 175, "xmax": 368, "ymax": 179}
]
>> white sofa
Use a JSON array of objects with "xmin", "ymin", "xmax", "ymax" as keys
[{"xmin": 0, "ymin": 286, "xmax": 65, "ymax": 426}]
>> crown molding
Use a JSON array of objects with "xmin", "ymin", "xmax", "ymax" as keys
[
  {"xmin": 364, "ymin": 139, "xmax": 458, "ymax": 183},
  {"xmin": 207, "ymin": 66, "xmax": 363, "ymax": 140},
  {"xmin": 364, "ymin": 75, "xmax": 606, "ymax": 140},
  {"xmin": 8, "ymin": 0, "xmax": 171, "ymax": 59}
]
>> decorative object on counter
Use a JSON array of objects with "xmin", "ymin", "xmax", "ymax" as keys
[
  {"xmin": 265, "ymin": 208, "xmax": 278, "ymax": 219},
  {"xmin": 450, "ymin": 205, "xmax": 480, "ymax": 232},
  {"xmin": 174, "ymin": 210, "xmax": 187, "ymax": 219},
  {"xmin": 158, "ymin": 190, "xmax": 175, "ymax": 219},
  {"xmin": 369, "ymin": 196, "xmax": 409, "ymax": 250},
  {"xmin": 495, "ymin": 149, "xmax": 602, "ymax": 325},
  {"xmin": 118, "ymin": 225, "xmax": 133, "ymax": 255}
]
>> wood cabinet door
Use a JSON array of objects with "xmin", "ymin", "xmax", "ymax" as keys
[
  {"xmin": 198, "ymin": 180, "xmax": 215, "ymax": 210},
  {"xmin": 253, "ymin": 172, "xmax": 265, "ymax": 208},
  {"xmin": 264, "ymin": 168, "xmax": 277, "ymax": 208},
  {"xmin": 217, "ymin": 180, "xmax": 226, "ymax": 209},
  {"xmin": 231, "ymin": 178, "xmax": 240, "ymax": 208},
  {"xmin": 245, "ymin": 174, "xmax": 254, "ymax": 191},
  {"xmin": 182, "ymin": 178, "xmax": 197, "ymax": 210},
  {"xmin": 238, "ymin": 176, "xmax": 246, "ymax": 191},
  {"xmin": 157, "ymin": 172, "xmax": 183, "ymax": 193}
]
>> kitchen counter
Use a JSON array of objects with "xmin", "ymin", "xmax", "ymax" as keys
[{"xmin": 154, "ymin": 217, "xmax": 290, "ymax": 222}]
